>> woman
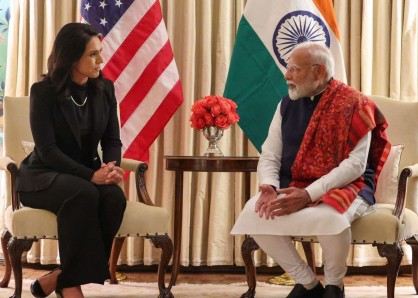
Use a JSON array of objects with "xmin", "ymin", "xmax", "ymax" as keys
[{"xmin": 16, "ymin": 23, "xmax": 126, "ymax": 298}]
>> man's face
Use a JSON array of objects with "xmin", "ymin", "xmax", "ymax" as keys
[{"xmin": 285, "ymin": 49, "xmax": 320, "ymax": 100}]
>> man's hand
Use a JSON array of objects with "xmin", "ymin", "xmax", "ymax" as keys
[
  {"xmin": 255, "ymin": 184, "xmax": 278, "ymax": 218},
  {"xmin": 264, "ymin": 187, "xmax": 311, "ymax": 219}
]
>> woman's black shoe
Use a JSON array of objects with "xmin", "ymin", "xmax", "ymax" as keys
[
  {"xmin": 30, "ymin": 279, "xmax": 47, "ymax": 298},
  {"xmin": 30, "ymin": 267, "xmax": 60, "ymax": 298}
]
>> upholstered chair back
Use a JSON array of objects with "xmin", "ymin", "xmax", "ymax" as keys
[
  {"xmin": 371, "ymin": 95, "xmax": 418, "ymax": 213},
  {"xmin": 3, "ymin": 96, "xmax": 32, "ymax": 207}
]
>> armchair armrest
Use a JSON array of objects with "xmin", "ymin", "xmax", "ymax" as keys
[
  {"xmin": 393, "ymin": 163, "xmax": 418, "ymax": 218},
  {"xmin": 406, "ymin": 164, "xmax": 418, "ymax": 178},
  {"xmin": 0, "ymin": 156, "xmax": 20, "ymax": 211},
  {"xmin": 0, "ymin": 156, "xmax": 17, "ymax": 171},
  {"xmin": 120, "ymin": 158, "xmax": 155, "ymax": 206},
  {"xmin": 120, "ymin": 158, "xmax": 145, "ymax": 172}
]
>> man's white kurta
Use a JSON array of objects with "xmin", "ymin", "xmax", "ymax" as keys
[{"xmin": 231, "ymin": 102, "xmax": 372, "ymax": 236}]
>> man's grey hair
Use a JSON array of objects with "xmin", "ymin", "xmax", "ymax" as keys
[{"xmin": 290, "ymin": 42, "xmax": 335, "ymax": 81}]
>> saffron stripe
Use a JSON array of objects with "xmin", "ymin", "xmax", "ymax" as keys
[{"xmin": 312, "ymin": 0, "xmax": 341, "ymax": 39}]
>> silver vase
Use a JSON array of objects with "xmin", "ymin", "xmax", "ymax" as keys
[{"xmin": 202, "ymin": 126, "xmax": 224, "ymax": 157}]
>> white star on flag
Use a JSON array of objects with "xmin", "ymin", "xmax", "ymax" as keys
[
  {"xmin": 99, "ymin": 1, "xmax": 107, "ymax": 9},
  {"xmin": 100, "ymin": 17, "xmax": 107, "ymax": 26}
]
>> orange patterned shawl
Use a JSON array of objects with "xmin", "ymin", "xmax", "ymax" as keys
[{"xmin": 290, "ymin": 80, "xmax": 391, "ymax": 213}]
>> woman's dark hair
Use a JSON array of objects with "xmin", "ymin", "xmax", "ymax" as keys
[{"xmin": 44, "ymin": 23, "xmax": 102, "ymax": 93}]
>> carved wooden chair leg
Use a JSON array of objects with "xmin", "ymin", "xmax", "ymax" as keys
[
  {"xmin": 241, "ymin": 236, "xmax": 260, "ymax": 298},
  {"xmin": 301, "ymin": 242, "xmax": 316, "ymax": 274},
  {"xmin": 8, "ymin": 238, "xmax": 34, "ymax": 298},
  {"xmin": 0, "ymin": 230, "xmax": 12, "ymax": 288},
  {"xmin": 109, "ymin": 237, "xmax": 126, "ymax": 284},
  {"xmin": 406, "ymin": 238, "xmax": 418, "ymax": 293},
  {"xmin": 147, "ymin": 234, "xmax": 174, "ymax": 298},
  {"xmin": 375, "ymin": 243, "xmax": 403, "ymax": 298}
]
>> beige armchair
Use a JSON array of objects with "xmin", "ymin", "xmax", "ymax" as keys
[
  {"xmin": 0, "ymin": 96, "xmax": 174, "ymax": 298},
  {"xmin": 241, "ymin": 95, "xmax": 418, "ymax": 298}
]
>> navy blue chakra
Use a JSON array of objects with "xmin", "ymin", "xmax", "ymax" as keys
[{"xmin": 272, "ymin": 10, "xmax": 330, "ymax": 68}]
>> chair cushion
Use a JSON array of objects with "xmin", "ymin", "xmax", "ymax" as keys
[
  {"xmin": 116, "ymin": 201, "xmax": 169, "ymax": 237},
  {"xmin": 351, "ymin": 204, "xmax": 418, "ymax": 243},
  {"xmin": 351, "ymin": 204, "xmax": 402, "ymax": 243},
  {"xmin": 4, "ymin": 205, "xmax": 57, "ymax": 239},
  {"xmin": 292, "ymin": 204, "xmax": 418, "ymax": 244},
  {"xmin": 5, "ymin": 201, "xmax": 169, "ymax": 239}
]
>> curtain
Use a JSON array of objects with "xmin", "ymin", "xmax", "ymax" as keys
[
  {"xmin": 2, "ymin": 0, "xmax": 417, "ymax": 269},
  {"xmin": 6, "ymin": 0, "xmax": 80, "ymax": 96},
  {"xmin": 335, "ymin": 0, "xmax": 417, "ymax": 101}
]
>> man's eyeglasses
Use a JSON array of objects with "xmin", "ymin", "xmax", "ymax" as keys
[{"xmin": 285, "ymin": 64, "xmax": 321, "ymax": 74}]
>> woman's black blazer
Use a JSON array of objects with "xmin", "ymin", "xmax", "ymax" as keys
[{"xmin": 16, "ymin": 78, "xmax": 122, "ymax": 192}]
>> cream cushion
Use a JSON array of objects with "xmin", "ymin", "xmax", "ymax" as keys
[
  {"xmin": 351, "ymin": 204, "xmax": 418, "ymax": 243},
  {"xmin": 4, "ymin": 205, "xmax": 57, "ymax": 239},
  {"xmin": 375, "ymin": 144, "xmax": 404, "ymax": 204},
  {"xmin": 292, "ymin": 205, "xmax": 418, "ymax": 244},
  {"xmin": 5, "ymin": 201, "xmax": 169, "ymax": 239},
  {"xmin": 116, "ymin": 201, "xmax": 169, "ymax": 237}
]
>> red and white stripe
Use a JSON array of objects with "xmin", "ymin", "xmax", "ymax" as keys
[{"xmin": 83, "ymin": 0, "xmax": 183, "ymax": 160}]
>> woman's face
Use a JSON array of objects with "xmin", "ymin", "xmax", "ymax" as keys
[{"xmin": 71, "ymin": 36, "xmax": 103, "ymax": 85}]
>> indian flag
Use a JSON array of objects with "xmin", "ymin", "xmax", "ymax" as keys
[{"xmin": 224, "ymin": 0, "xmax": 346, "ymax": 152}]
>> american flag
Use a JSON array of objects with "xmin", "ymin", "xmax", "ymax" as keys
[{"xmin": 80, "ymin": 0, "xmax": 183, "ymax": 161}]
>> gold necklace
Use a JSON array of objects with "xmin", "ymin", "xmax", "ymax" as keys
[{"xmin": 70, "ymin": 95, "xmax": 88, "ymax": 107}]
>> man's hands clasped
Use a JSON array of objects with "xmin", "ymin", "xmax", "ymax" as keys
[
  {"xmin": 255, "ymin": 185, "xmax": 311, "ymax": 220},
  {"xmin": 91, "ymin": 161, "xmax": 124, "ymax": 185}
]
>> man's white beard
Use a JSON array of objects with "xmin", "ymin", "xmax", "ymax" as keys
[
  {"xmin": 288, "ymin": 80, "xmax": 320, "ymax": 100},
  {"xmin": 288, "ymin": 87, "xmax": 302, "ymax": 100}
]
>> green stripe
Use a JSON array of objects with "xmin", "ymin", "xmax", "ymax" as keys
[{"xmin": 224, "ymin": 16, "xmax": 288, "ymax": 152}]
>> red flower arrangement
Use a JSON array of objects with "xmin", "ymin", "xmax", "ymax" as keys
[{"xmin": 189, "ymin": 95, "xmax": 240, "ymax": 130}]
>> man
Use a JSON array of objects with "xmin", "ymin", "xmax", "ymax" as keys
[{"xmin": 231, "ymin": 42, "xmax": 390, "ymax": 298}]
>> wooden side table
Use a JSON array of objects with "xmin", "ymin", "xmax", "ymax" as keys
[{"xmin": 164, "ymin": 156, "xmax": 259, "ymax": 287}]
